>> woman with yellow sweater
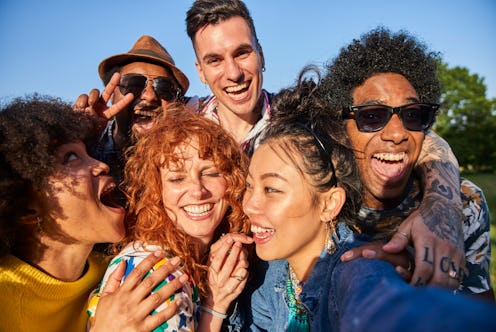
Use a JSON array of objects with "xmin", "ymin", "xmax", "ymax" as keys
[{"xmin": 0, "ymin": 96, "xmax": 184, "ymax": 331}]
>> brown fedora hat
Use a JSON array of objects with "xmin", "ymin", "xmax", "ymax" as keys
[{"xmin": 98, "ymin": 35, "xmax": 189, "ymax": 94}]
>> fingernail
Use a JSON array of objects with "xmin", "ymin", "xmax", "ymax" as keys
[
  {"xmin": 179, "ymin": 274, "xmax": 188, "ymax": 283},
  {"xmin": 170, "ymin": 256, "xmax": 180, "ymax": 265},
  {"xmin": 234, "ymin": 241, "xmax": 243, "ymax": 247},
  {"xmin": 226, "ymin": 237, "xmax": 233, "ymax": 244},
  {"xmin": 154, "ymin": 250, "xmax": 166, "ymax": 258},
  {"xmin": 341, "ymin": 251, "xmax": 353, "ymax": 260}
]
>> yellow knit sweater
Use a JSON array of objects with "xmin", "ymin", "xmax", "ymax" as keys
[{"xmin": 0, "ymin": 252, "xmax": 107, "ymax": 332}]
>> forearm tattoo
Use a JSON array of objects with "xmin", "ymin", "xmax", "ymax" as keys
[{"xmin": 418, "ymin": 160, "xmax": 464, "ymax": 249}]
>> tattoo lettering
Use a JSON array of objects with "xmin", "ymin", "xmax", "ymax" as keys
[{"xmin": 422, "ymin": 247, "xmax": 434, "ymax": 265}]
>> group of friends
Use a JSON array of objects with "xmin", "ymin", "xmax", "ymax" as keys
[{"xmin": 0, "ymin": 0, "xmax": 495, "ymax": 331}]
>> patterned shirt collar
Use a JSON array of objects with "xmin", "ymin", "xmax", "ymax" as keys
[{"xmin": 198, "ymin": 89, "xmax": 271, "ymax": 157}]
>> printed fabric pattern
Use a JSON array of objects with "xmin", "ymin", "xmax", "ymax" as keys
[
  {"xmin": 87, "ymin": 242, "xmax": 200, "ymax": 331},
  {"xmin": 196, "ymin": 90, "xmax": 272, "ymax": 157}
]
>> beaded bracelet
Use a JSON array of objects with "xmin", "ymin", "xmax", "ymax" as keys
[{"xmin": 201, "ymin": 306, "xmax": 228, "ymax": 319}]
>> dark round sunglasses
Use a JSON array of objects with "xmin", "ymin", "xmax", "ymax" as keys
[
  {"xmin": 119, "ymin": 74, "xmax": 181, "ymax": 102},
  {"xmin": 344, "ymin": 102, "xmax": 439, "ymax": 132}
]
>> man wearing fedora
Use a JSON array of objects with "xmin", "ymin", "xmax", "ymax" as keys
[{"xmin": 74, "ymin": 35, "xmax": 189, "ymax": 185}]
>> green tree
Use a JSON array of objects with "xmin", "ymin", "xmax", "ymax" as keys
[{"xmin": 434, "ymin": 62, "xmax": 496, "ymax": 171}]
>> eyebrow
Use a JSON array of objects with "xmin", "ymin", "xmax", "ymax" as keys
[
  {"xmin": 260, "ymin": 172, "xmax": 288, "ymax": 182},
  {"xmin": 358, "ymin": 96, "xmax": 420, "ymax": 105},
  {"xmin": 201, "ymin": 43, "xmax": 254, "ymax": 62}
]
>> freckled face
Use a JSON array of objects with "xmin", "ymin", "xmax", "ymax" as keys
[
  {"xmin": 160, "ymin": 139, "xmax": 228, "ymax": 248},
  {"xmin": 242, "ymin": 143, "xmax": 326, "ymax": 266},
  {"xmin": 346, "ymin": 73, "xmax": 425, "ymax": 208},
  {"xmin": 194, "ymin": 16, "xmax": 264, "ymax": 122}
]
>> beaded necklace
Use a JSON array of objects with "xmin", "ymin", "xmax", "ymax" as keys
[{"xmin": 286, "ymin": 265, "xmax": 310, "ymax": 331}]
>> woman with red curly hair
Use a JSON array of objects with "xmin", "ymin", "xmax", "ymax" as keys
[{"xmin": 88, "ymin": 104, "xmax": 252, "ymax": 331}]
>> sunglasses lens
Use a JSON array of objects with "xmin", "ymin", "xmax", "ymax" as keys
[
  {"xmin": 401, "ymin": 104, "xmax": 435, "ymax": 131},
  {"xmin": 153, "ymin": 78, "xmax": 179, "ymax": 102},
  {"xmin": 356, "ymin": 106, "xmax": 391, "ymax": 132},
  {"xmin": 119, "ymin": 75, "xmax": 147, "ymax": 96}
]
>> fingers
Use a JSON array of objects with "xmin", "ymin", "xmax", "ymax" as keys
[
  {"xmin": 101, "ymin": 72, "xmax": 121, "ymax": 103},
  {"xmin": 88, "ymin": 88, "xmax": 102, "ymax": 106},
  {"xmin": 134, "ymin": 273, "xmax": 188, "ymax": 319},
  {"xmin": 383, "ymin": 227, "xmax": 411, "ymax": 254},
  {"xmin": 101, "ymin": 92, "xmax": 134, "ymax": 119},
  {"xmin": 209, "ymin": 233, "xmax": 252, "ymax": 273},
  {"xmin": 100, "ymin": 260, "xmax": 126, "ymax": 296},
  {"xmin": 73, "ymin": 94, "xmax": 90, "ymax": 111},
  {"xmin": 340, "ymin": 241, "xmax": 414, "ymax": 278}
]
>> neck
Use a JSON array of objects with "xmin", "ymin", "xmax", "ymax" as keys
[
  {"xmin": 216, "ymin": 94, "xmax": 264, "ymax": 145},
  {"xmin": 287, "ymin": 226, "xmax": 327, "ymax": 282},
  {"xmin": 15, "ymin": 235, "xmax": 93, "ymax": 282}
]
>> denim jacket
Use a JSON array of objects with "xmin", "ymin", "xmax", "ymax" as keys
[{"xmin": 246, "ymin": 222, "xmax": 496, "ymax": 332}]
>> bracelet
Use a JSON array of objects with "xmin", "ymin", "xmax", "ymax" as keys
[{"xmin": 201, "ymin": 306, "xmax": 228, "ymax": 319}]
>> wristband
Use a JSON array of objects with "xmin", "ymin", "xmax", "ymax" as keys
[{"xmin": 201, "ymin": 306, "xmax": 228, "ymax": 319}]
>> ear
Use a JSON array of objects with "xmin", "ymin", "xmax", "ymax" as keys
[
  {"xmin": 319, "ymin": 187, "xmax": 346, "ymax": 223},
  {"xmin": 257, "ymin": 43, "xmax": 265, "ymax": 70},
  {"xmin": 195, "ymin": 60, "xmax": 206, "ymax": 84}
]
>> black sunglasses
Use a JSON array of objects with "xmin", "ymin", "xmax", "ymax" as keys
[
  {"xmin": 344, "ymin": 102, "xmax": 439, "ymax": 132},
  {"xmin": 119, "ymin": 74, "xmax": 181, "ymax": 102}
]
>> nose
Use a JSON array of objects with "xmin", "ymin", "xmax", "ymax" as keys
[
  {"xmin": 380, "ymin": 114, "xmax": 409, "ymax": 144},
  {"xmin": 225, "ymin": 58, "xmax": 243, "ymax": 82},
  {"xmin": 91, "ymin": 158, "xmax": 110, "ymax": 177},
  {"xmin": 242, "ymin": 188, "xmax": 260, "ymax": 218},
  {"xmin": 140, "ymin": 79, "xmax": 159, "ymax": 102},
  {"xmin": 190, "ymin": 178, "xmax": 208, "ymax": 200}
]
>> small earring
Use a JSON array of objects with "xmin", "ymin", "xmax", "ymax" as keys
[{"xmin": 262, "ymin": 66, "xmax": 266, "ymax": 72}]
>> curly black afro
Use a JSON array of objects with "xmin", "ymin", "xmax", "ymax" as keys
[
  {"xmin": 0, "ymin": 94, "xmax": 99, "ymax": 256},
  {"xmin": 320, "ymin": 27, "xmax": 441, "ymax": 119}
]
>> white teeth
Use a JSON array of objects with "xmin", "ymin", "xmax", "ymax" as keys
[
  {"xmin": 373, "ymin": 152, "xmax": 405, "ymax": 161},
  {"xmin": 225, "ymin": 82, "xmax": 248, "ymax": 93},
  {"xmin": 101, "ymin": 182, "xmax": 116, "ymax": 196},
  {"xmin": 183, "ymin": 204, "xmax": 213, "ymax": 216},
  {"xmin": 134, "ymin": 106, "xmax": 162, "ymax": 117},
  {"xmin": 251, "ymin": 225, "xmax": 275, "ymax": 234}
]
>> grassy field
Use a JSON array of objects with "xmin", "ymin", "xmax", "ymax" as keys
[{"xmin": 462, "ymin": 172, "xmax": 496, "ymax": 295}]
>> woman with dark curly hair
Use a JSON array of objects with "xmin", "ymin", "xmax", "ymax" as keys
[
  {"xmin": 0, "ymin": 95, "xmax": 186, "ymax": 331},
  {"xmin": 245, "ymin": 67, "xmax": 496, "ymax": 332},
  {"xmin": 88, "ymin": 104, "xmax": 252, "ymax": 331}
]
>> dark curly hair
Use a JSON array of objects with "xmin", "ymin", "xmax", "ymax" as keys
[
  {"xmin": 262, "ymin": 65, "xmax": 362, "ymax": 228},
  {"xmin": 0, "ymin": 95, "xmax": 98, "ymax": 257},
  {"xmin": 120, "ymin": 104, "xmax": 249, "ymax": 298},
  {"xmin": 186, "ymin": 0, "xmax": 259, "ymax": 46},
  {"xmin": 320, "ymin": 27, "xmax": 441, "ymax": 118}
]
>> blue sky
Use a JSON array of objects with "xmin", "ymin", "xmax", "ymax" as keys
[{"xmin": 1, "ymin": 0, "xmax": 495, "ymax": 105}]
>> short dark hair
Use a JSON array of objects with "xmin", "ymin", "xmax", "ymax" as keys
[
  {"xmin": 262, "ymin": 66, "xmax": 362, "ymax": 226},
  {"xmin": 320, "ymin": 27, "xmax": 441, "ymax": 118},
  {"xmin": 186, "ymin": 0, "xmax": 259, "ymax": 45},
  {"xmin": 0, "ymin": 95, "xmax": 98, "ymax": 256}
]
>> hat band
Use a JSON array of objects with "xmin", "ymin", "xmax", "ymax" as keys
[{"xmin": 130, "ymin": 49, "xmax": 175, "ymax": 64}]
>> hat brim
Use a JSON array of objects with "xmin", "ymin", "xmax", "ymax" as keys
[{"xmin": 98, "ymin": 53, "xmax": 189, "ymax": 94}]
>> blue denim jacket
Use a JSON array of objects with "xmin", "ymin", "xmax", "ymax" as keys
[{"xmin": 246, "ymin": 222, "xmax": 496, "ymax": 332}]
